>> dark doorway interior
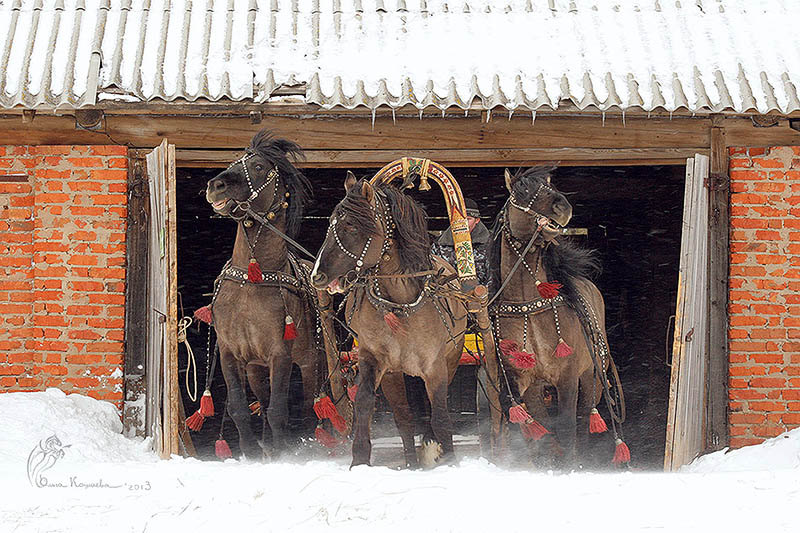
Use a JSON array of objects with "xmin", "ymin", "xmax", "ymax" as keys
[{"xmin": 176, "ymin": 164, "xmax": 683, "ymax": 469}]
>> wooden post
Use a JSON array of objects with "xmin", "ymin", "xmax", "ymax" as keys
[
  {"xmin": 165, "ymin": 143, "xmax": 181, "ymax": 456},
  {"xmin": 707, "ymin": 123, "xmax": 730, "ymax": 452},
  {"xmin": 123, "ymin": 155, "xmax": 149, "ymax": 437}
]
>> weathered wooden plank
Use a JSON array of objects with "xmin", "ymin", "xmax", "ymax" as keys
[
  {"xmin": 722, "ymin": 117, "xmax": 800, "ymax": 147},
  {"xmin": 170, "ymin": 147, "xmax": 709, "ymax": 168},
  {"xmin": 165, "ymin": 143, "xmax": 181, "ymax": 457},
  {"xmin": 0, "ymin": 114, "xmax": 712, "ymax": 150},
  {"xmin": 122, "ymin": 155, "xmax": 149, "ymax": 438},
  {"xmin": 707, "ymin": 126, "xmax": 729, "ymax": 452}
]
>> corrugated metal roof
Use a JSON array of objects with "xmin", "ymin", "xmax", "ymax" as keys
[{"xmin": 1, "ymin": 0, "xmax": 799, "ymax": 114}]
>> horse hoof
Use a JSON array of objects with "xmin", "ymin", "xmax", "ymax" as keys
[{"xmin": 350, "ymin": 459, "xmax": 371, "ymax": 470}]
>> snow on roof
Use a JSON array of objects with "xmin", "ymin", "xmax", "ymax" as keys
[{"xmin": 1, "ymin": 0, "xmax": 799, "ymax": 114}]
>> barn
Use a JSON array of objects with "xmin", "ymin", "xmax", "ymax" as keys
[{"xmin": 1, "ymin": 0, "xmax": 798, "ymax": 470}]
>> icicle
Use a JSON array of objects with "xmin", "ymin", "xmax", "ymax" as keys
[
  {"xmin": 419, "ymin": 108, "xmax": 424, "ymax": 120},
  {"xmin": 647, "ymin": 110, "xmax": 651, "ymax": 119},
  {"xmin": 669, "ymin": 111, "xmax": 673, "ymax": 120},
  {"xmin": 508, "ymin": 108, "xmax": 514, "ymax": 120},
  {"xmin": 486, "ymin": 109, "xmax": 492, "ymax": 122},
  {"xmin": 531, "ymin": 110, "xmax": 536, "ymax": 125},
  {"xmin": 601, "ymin": 111, "xmax": 605, "ymax": 126},
  {"xmin": 371, "ymin": 108, "xmax": 376, "ymax": 130},
  {"xmin": 622, "ymin": 110, "xmax": 626, "ymax": 126},
  {"xmin": 441, "ymin": 108, "xmax": 445, "ymax": 118},
  {"xmin": 391, "ymin": 107, "xmax": 396, "ymax": 125},
  {"xmin": 464, "ymin": 109, "xmax": 469, "ymax": 117}
]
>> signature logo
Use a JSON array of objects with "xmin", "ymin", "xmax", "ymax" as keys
[{"xmin": 27, "ymin": 435, "xmax": 70, "ymax": 488}]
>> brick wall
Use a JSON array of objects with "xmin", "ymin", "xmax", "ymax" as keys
[
  {"xmin": 728, "ymin": 145, "xmax": 800, "ymax": 447},
  {"xmin": 0, "ymin": 145, "xmax": 128, "ymax": 409}
]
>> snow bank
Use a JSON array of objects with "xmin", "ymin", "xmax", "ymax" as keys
[
  {"xmin": 0, "ymin": 388, "xmax": 155, "ymax": 465},
  {"xmin": 684, "ymin": 427, "xmax": 800, "ymax": 473}
]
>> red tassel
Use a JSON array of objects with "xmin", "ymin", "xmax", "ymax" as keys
[
  {"xmin": 555, "ymin": 338, "xmax": 573, "ymax": 358},
  {"xmin": 613, "ymin": 438, "xmax": 631, "ymax": 465},
  {"xmin": 330, "ymin": 414, "xmax": 349, "ymax": 435},
  {"xmin": 215, "ymin": 439, "xmax": 233, "ymax": 459},
  {"xmin": 509, "ymin": 350, "xmax": 536, "ymax": 369},
  {"xmin": 536, "ymin": 280, "xmax": 563, "ymax": 299},
  {"xmin": 199, "ymin": 389, "xmax": 214, "ymax": 417},
  {"xmin": 508, "ymin": 403, "xmax": 532, "ymax": 424},
  {"xmin": 194, "ymin": 305, "xmax": 212, "ymax": 325},
  {"xmin": 313, "ymin": 395, "xmax": 339, "ymax": 420},
  {"xmin": 315, "ymin": 426, "xmax": 339, "ymax": 448},
  {"xmin": 589, "ymin": 408, "xmax": 608, "ymax": 433},
  {"xmin": 283, "ymin": 315, "xmax": 297, "ymax": 340},
  {"xmin": 248, "ymin": 258, "xmax": 263, "ymax": 283},
  {"xmin": 347, "ymin": 384, "xmax": 358, "ymax": 402},
  {"xmin": 383, "ymin": 312, "xmax": 404, "ymax": 335},
  {"xmin": 521, "ymin": 418, "xmax": 550, "ymax": 441},
  {"xmin": 499, "ymin": 339, "xmax": 520, "ymax": 356},
  {"xmin": 186, "ymin": 410, "xmax": 205, "ymax": 431}
]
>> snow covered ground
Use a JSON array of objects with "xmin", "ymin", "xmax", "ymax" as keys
[{"xmin": 1, "ymin": 389, "xmax": 798, "ymax": 533}]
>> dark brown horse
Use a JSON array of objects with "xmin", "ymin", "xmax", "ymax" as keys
[
  {"xmin": 489, "ymin": 167, "xmax": 625, "ymax": 467},
  {"xmin": 310, "ymin": 175, "xmax": 467, "ymax": 468},
  {"xmin": 204, "ymin": 131, "xmax": 322, "ymax": 459}
]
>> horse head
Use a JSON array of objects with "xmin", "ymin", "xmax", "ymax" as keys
[
  {"xmin": 504, "ymin": 167, "xmax": 572, "ymax": 241},
  {"xmin": 206, "ymin": 130, "xmax": 310, "ymax": 236}
]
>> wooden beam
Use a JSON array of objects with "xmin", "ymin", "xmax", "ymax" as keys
[
  {"xmin": 122, "ymin": 156, "xmax": 149, "ymax": 438},
  {"xmin": 721, "ymin": 117, "xmax": 800, "ymax": 147},
  {"xmin": 0, "ymin": 114, "xmax": 712, "ymax": 150},
  {"xmin": 171, "ymin": 147, "xmax": 707, "ymax": 168},
  {"xmin": 707, "ymin": 125, "xmax": 730, "ymax": 452}
]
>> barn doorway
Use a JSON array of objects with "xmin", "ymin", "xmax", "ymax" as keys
[{"xmin": 173, "ymin": 163, "xmax": 685, "ymax": 469}]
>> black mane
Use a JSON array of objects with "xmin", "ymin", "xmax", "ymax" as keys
[
  {"xmin": 489, "ymin": 168, "xmax": 600, "ymax": 304},
  {"xmin": 338, "ymin": 179, "xmax": 431, "ymax": 273},
  {"xmin": 248, "ymin": 130, "xmax": 312, "ymax": 238}
]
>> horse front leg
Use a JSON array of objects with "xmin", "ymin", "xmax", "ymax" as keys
[
  {"xmin": 266, "ymin": 351, "xmax": 293, "ymax": 455},
  {"xmin": 220, "ymin": 353, "xmax": 262, "ymax": 460},
  {"xmin": 351, "ymin": 357, "xmax": 378, "ymax": 468},
  {"xmin": 246, "ymin": 362, "xmax": 271, "ymax": 451},
  {"xmin": 381, "ymin": 372, "xmax": 418, "ymax": 469},
  {"xmin": 424, "ymin": 369, "xmax": 454, "ymax": 461},
  {"xmin": 554, "ymin": 373, "xmax": 579, "ymax": 469}
]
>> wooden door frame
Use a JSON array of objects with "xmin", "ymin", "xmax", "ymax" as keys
[{"xmin": 123, "ymin": 138, "xmax": 730, "ymax": 460}]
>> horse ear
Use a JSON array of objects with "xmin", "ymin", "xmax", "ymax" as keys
[
  {"xmin": 361, "ymin": 180, "xmax": 375, "ymax": 204},
  {"xmin": 504, "ymin": 168, "xmax": 514, "ymax": 193},
  {"xmin": 545, "ymin": 173, "xmax": 552, "ymax": 184},
  {"xmin": 344, "ymin": 171, "xmax": 357, "ymax": 192}
]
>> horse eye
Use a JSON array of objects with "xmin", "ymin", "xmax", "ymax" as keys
[{"xmin": 255, "ymin": 164, "xmax": 264, "ymax": 171}]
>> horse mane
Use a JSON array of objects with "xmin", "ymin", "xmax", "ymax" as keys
[
  {"xmin": 339, "ymin": 179, "xmax": 431, "ymax": 273},
  {"xmin": 489, "ymin": 167, "xmax": 601, "ymax": 305},
  {"xmin": 248, "ymin": 130, "xmax": 312, "ymax": 238}
]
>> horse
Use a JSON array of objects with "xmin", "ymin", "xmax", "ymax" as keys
[
  {"xmin": 202, "ymin": 130, "xmax": 322, "ymax": 459},
  {"xmin": 310, "ymin": 174, "xmax": 467, "ymax": 468},
  {"xmin": 488, "ymin": 167, "xmax": 627, "ymax": 468}
]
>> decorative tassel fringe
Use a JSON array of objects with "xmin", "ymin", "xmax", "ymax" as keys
[
  {"xmin": 521, "ymin": 418, "xmax": 550, "ymax": 441},
  {"xmin": 248, "ymin": 258, "xmax": 263, "ymax": 283},
  {"xmin": 199, "ymin": 389, "xmax": 214, "ymax": 417},
  {"xmin": 330, "ymin": 414, "xmax": 348, "ymax": 435},
  {"xmin": 186, "ymin": 411, "xmax": 205, "ymax": 431},
  {"xmin": 215, "ymin": 439, "xmax": 233, "ymax": 459},
  {"xmin": 315, "ymin": 426, "xmax": 339, "ymax": 448},
  {"xmin": 313, "ymin": 395, "xmax": 339, "ymax": 420},
  {"xmin": 536, "ymin": 280, "xmax": 563, "ymax": 299},
  {"xmin": 555, "ymin": 338, "xmax": 573, "ymax": 358},
  {"xmin": 194, "ymin": 305, "xmax": 212, "ymax": 324},
  {"xmin": 283, "ymin": 315, "xmax": 297, "ymax": 340},
  {"xmin": 348, "ymin": 385, "xmax": 358, "ymax": 402},
  {"xmin": 383, "ymin": 312, "xmax": 404, "ymax": 335},
  {"xmin": 508, "ymin": 403, "xmax": 532, "ymax": 424},
  {"xmin": 589, "ymin": 408, "xmax": 608, "ymax": 433},
  {"xmin": 499, "ymin": 339, "xmax": 536, "ymax": 369},
  {"xmin": 613, "ymin": 438, "xmax": 631, "ymax": 465}
]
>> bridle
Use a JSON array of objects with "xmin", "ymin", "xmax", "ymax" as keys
[
  {"xmin": 326, "ymin": 192, "xmax": 394, "ymax": 289},
  {"xmin": 225, "ymin": 151, "xmax": 282, "ymax": 222}
]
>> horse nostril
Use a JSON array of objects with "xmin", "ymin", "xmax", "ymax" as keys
[
  {"xmin": 211, "ymin": 179, "xmax": 226, "ymax": 193},
  {"xmin": 311, "ymin": 272, "xmax": 327, "ymax": 288}
]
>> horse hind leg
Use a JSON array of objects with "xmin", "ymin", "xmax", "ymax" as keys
[
  {"xmin": 246, "ymin": 362, "xmax": 271, "ymax": 452},
  {"xmin": 220, "ymin": 353, "xmax": 262, "ymax": 460},
  {"xmin": 266, "ymin": 352, "xmax": 293, "ymax": 456},
  {"xmin": 380, "ymin": 372, "xmax": 419, "ymax": 469}
]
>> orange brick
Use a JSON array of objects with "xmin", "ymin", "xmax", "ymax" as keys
[{"xmin": 89, "ymin": 146, "xmax": 128, "ymax": 156}]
